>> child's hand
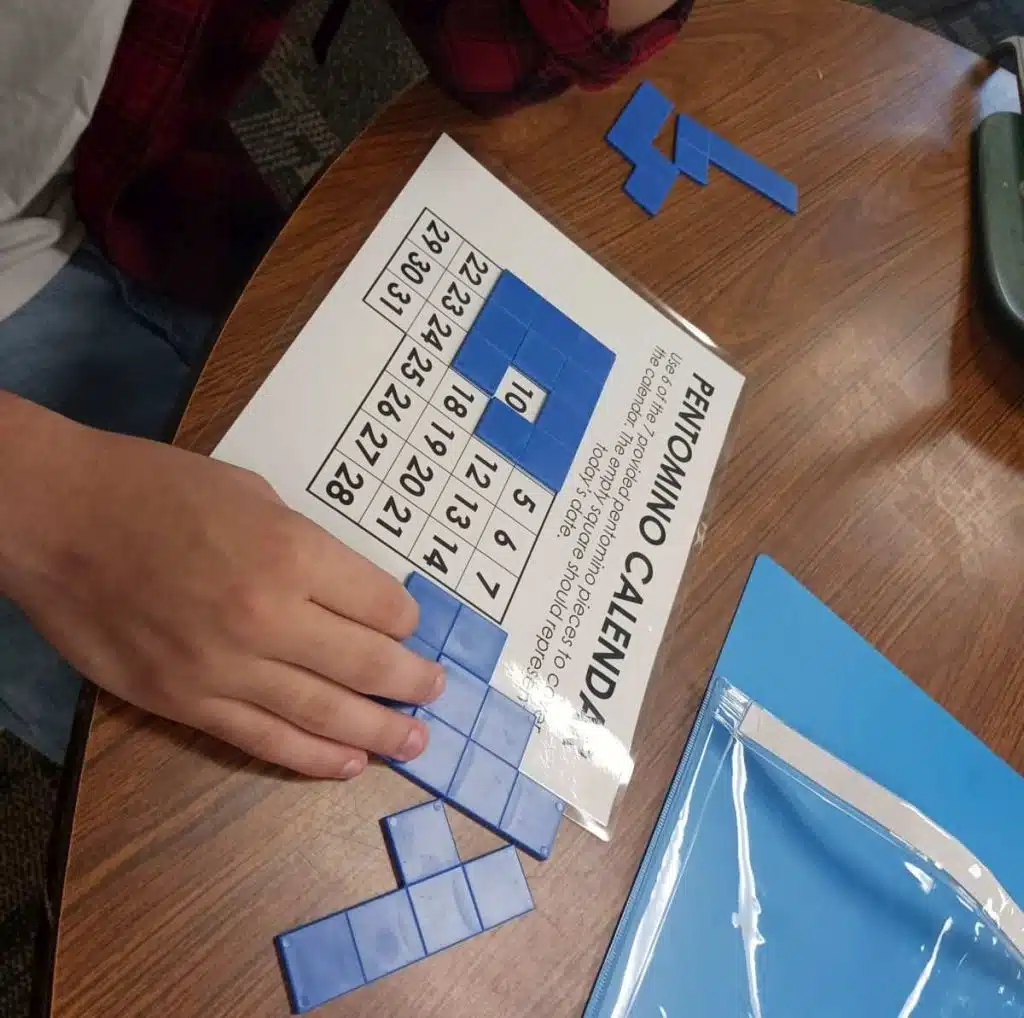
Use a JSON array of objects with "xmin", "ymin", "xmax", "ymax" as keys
[{"xmin": 0, "ymin": 395, "xmax": 443, "ymax": 779}]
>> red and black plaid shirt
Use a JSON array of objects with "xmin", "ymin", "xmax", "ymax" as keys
[{"xmin": 73, "ymin": 0, "xmax": 691, "ymax": 311}]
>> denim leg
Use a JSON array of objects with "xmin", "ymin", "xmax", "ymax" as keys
[{"xmin": 0, "ymin": 244, "xmax": 214, "ymax": 762}]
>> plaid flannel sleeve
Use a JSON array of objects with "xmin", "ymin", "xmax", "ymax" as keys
[{"xmin": 386, "ymin": 0, "xmax": 694, "ymax": 114}]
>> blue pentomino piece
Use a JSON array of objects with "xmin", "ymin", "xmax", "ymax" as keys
[
  {"xmin": 519, "ymin": 428, "xmax": 576, "ymax": 492},
  {"xmin": 408, "ymin": 867, "xmax": 483, "ymax": 954},
  {"xmin": 475, "ymin": 399, "xmax": 533, "ymax": 463},
  {"xmin": 452, "ymin": 333, "xmax": 511, "ymax": 394},
  {"xmin": 488, "ymin": 271, "xmax": 543, "ymax": 326},
  {"xmin": 469, "ymin": 301, "xmax": 529, "ymax": 357},
  {"xmin": 536, "ymin": 389, "xmax": 592, "ymax": 448},
  {"xmin": 499, "ymin": 773, "xmax": 565, "ymax": 861},
  {"xmin": 570, "ymin": 330, "xmax": 615, "ymax": 381},
  {"xmin": 275, "ymin": 911, "xmax": 365, "ymax": 1013},
  {"xmin": 430, "ymin": 655, "xmax": 488, "ymax": 735},
  {"xmin": 624, "ymin": 153, "xmax": 679, "ymax": 216},
  {"xmin": 605, "ymin": 80, "xmax": 674, "ymax": 162},
  {"xmin": 392, "ymin": 709, "xmax": 467, "ymax": 796},
  {"xmin": 471, "ymin": 688, "xmax": 535, "ymax": 768},
  {"xmin": 708, "ymin": 134, "xmax": 798, "ymax": 214},
  {"xmin": 405, "ymin": 573, "xmax": 461, "ymax": 652},
  {"xmin": 674, "ymin": 112, "xmax": 711, "ymax": 156},
  {"xmin": 449, "ymin": 740, "xmax": 517, "ymax": 826},
  {"xmin": 514, "ymin": 330, "xmax": 566, "ymax": 389},
  {"xmin": 442, "ymin": 604, "xmax": 507, "ymax": 680},
  {"xmin": 553, "ymin": 359, "xmax": 605, "ymax": 416},
  {"xmin": 347, "ymin": 889, "xmax": 425, "ymax": 983},
  {"xmin": 382, "ymin": 800, "xmax": 460, "ymax": 886},
  {"xmin": 463, "ymin": 846, "xmax": 534, "ymax": 930}
]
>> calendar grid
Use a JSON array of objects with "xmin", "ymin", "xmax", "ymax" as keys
[{"xmin": 306, "ymin": 208, "xmax": 555, "ymax": 623}]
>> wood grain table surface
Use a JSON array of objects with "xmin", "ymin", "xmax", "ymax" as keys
[{"xmin": 43, "ymin": 0, "xmax": 1023, "ymax": 1015}]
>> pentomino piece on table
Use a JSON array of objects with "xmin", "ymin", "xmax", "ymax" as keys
[
  {"xmin": 276, "ymin": 801, "xmax": 534, "ymax": 1013},
  {"xmin": 606, "ymin": 80, "xmax": 798, "ymax": 215},
  {"xmin": 395, "ymin": 571, "xmax": 566, "ymax": 861}
]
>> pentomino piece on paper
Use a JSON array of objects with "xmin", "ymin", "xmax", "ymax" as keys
[{"xmin": 213, "ymin": 134, "xmax": 745, "ymax": 835}]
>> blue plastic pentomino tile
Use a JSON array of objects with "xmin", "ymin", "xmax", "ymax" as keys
[
  {"xmin": 499, "ymin": 773, "xmax": 565, "ymax": 861},
  {"xmin": 347, "ymin": 889, "xmax": 425, "ymax": 982},
  {"xmin": 463, "ymin": 846, "xmax": 535, "ymax": 930},
  {"xmin": 451, "ymin": 333, "xmax": 510, "ymax": 394},
  {"xmin": 442, "ymin": 602, "xmax": 507, "ymax": 680},
  {"xmin": 408, "ymin": 867, "xmax": 482, "ymax": 954},
  {"xmin": 405, "ymin": 573, "xmax": 460, "ymax": 651},
  {"xmin": 382, "ymin": 800, "xmax": 460, "ymax": 886},
  {"xmin": 475, "ymin": 399, "xmax": 532, "ymax": 463},
  {"xmin": 472, "ymin": 688, "xmax": 535, "ymax": 768},
  {"xmin": 450, "ymin": 740, "xmax": 517, "ymax": 826},
  {"xmin": 392, "ymin": 709, "xmax": 467, "ymax": 796},
  {"xmin": 431, "ymin": 655, "xmax": 488, "ymax": 735},
  {"xmin": 276, "ymin": 912, "xmax": 365, "ymax": 1013}
]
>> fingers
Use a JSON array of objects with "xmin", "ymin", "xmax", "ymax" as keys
[
  {"xmin": 280, "ymin": 603, "xmax": 443, "ymax": 705},
  {"xmin": 237, "ymin": 660, "xmax": 431, "ymax": 761},
  {"xmin": 299, "ymin": 520, "xmax": 418, "ymax": 639},
  {"xmin": 196, "ymin": 697, "xmax": 369, "ymax": 779}
]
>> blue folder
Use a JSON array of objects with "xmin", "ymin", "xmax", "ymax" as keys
[{"xmin": 584, "ymin": 554, "xmax": 1024, "ymax": 1018}]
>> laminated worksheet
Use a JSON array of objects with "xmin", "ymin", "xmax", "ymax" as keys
[{"xmin": 214, "ymin": 135, "xmax": 744, "ymax": 835}]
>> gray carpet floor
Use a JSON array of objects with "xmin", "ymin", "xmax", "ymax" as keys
[{"xmin": 1, "ymin": 1, "xmax": 1020, "ymax": 1015}]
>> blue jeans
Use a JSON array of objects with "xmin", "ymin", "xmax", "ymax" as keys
[{"xmin": 0, "ymin": 244, "xmax": 213, "ymax": 763}]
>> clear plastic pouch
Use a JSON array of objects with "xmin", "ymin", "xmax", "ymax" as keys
[{"xmin": 585, "ymin": 676, "xmax": 1024, "ymax": 1018}]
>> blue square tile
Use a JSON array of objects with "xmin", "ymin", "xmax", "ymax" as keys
[
  {"xmin": 408, "ymin": 867, "xmax": 482, "ymax": 954},
  {"xmin": 391, "ymin": 710, "xmax": 467, "ymax": 797},
  {"xmin": 276, "ymin": 911, "xmax": 365, "ymax": 1012},
  {"xmin": 347, "ymin": 889, "xmax": 425, "ymax": 983},
  {"xmin": 470, "ymin": 302, "xmax": 529, "ymax": 358},
  {"xmin": 529, "ymin": 301, "xmax": 579, "ymax": 354},
  {"xmin": 471, "ymin": 688, "xmax": 535, "ymax": 768},
  {"xmin": 383, "ymin": 800, "xmax": 460, "ymax": 886},
  {"xmin": 463, "ymin": 846, "xmax": 534, "ymax": 930},
  {"xmin": 488, "ymin": 272, "xmax": 542, "ymax": 325},
  {"xmin": 623, "ymin": 153, "xmax": 679, "ymax": 216},
  {"xmin": 518, "ymin": 429, "xmax": 576, "ymax": 492},
  {"xmin": 430, "ymin": 656, "xmax": 488, "ymax": 735},
  {"xmin": 475, "ymin": 399, "xmax": 533, "ymax": 463},
  {"xmin": 513, "ymin": 331, "xmax": 566, "ymax": 389},
  {"xmin": 535, "ymin": 390, "xmax": 591, "ymax": 450},
  {"xmin": 499, "ymin": 773, "xmax": 565, "ymax": 861},
  {"xmin": 569, "ymin": 331, "xmax": 615, "ymax": 382},
  {"xmin": 553, "ymin": 359, "xmax": 605, "ymax": 416},
  {"xmin": 442, "ymin": 605, "xmax": 507, "ymax": 680},
  {"xmin": 452, "ymin": 334, "xmax": 510, "ymax": 395},
  {"xmin": 449, "ymin": 741, "xmax": 517, "ymax": 827},
  {"xmin": 405, "ymin": 573, "xmax": 461, "ymax": 651}
]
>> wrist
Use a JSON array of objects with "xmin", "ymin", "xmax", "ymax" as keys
[{"xmin": 0, "ymin": 392, "xmax": 91, "ymax": 595}]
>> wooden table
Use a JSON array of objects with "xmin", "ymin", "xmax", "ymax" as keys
[{"xmin": 40, "ymin": 0, "xmax": 1023, "ymax": 1015}]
